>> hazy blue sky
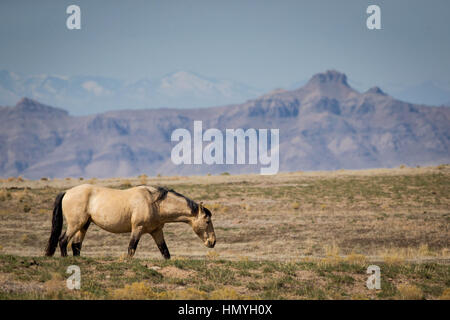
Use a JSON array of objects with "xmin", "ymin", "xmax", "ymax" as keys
[{"xmin": 1, "ymin": 0, "xmax": 449, "ymax": 91}]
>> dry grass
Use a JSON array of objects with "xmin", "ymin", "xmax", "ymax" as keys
[
  {"xmin": 109, "ymin": 281, "xmax": 251, "ymax": 300},
  {"xmin": 397, "ymin": 284, "xmax": 423, "ymax": 300},
  {"xmin": 138, "ymin": 174, "xmax": 148, "ymax": 186},
  {"xmin": 87, "ymin": 178, "xmax": 97, "ymax": 185},
  {"xmin": 440, "ymin": 288, "xmax": 450, "ymax": 300},
  {"xmin": 345, "ymin": 252, "xmax": 367, "ymax": 266},
  {"xmin": 120, "ymin": 179, "xmax": 133, "ymax": 189},
  {"xmin": 43, "ymin": 272, "xmax": 65, "ymax": 293},
  {"xmin": 382, "ymin": 250, "xmax": 406, "ymax": 266},
  {"xmin": 0, "ymin": 254, "xmax": 447, "ymax": 300},
  {"xmin": 109, "ymin": 281, "xmax": 158, "ymax": 300},
  {"xmin": 0, "ymin": 189, "xmax": 9, "ymax": 202}
]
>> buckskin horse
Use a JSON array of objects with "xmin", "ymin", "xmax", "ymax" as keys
[{"xmin": 44, "ymin": 185, "xmax": 216, "ymax": 259}]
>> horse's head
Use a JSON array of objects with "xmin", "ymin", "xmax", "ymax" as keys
[
  {"xmin": 190, "ymin": 202, "xmax": 216, "ymax": 248},
  {"xmin": 153, "ymin": 187, "xmax": 216, "ymax": 248}
]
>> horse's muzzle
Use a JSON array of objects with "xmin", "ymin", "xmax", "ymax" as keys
[{"xmin": 206, "ymin": 239, "xmax": 216, "ymax": 248}]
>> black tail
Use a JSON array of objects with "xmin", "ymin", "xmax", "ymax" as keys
[{"xmin": 45, "ymin": 192, "xmax": 65, "ymax": 256}]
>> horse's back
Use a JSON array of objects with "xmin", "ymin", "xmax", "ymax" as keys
[{"xmin": 63, "ymin": 184, "xmax": 152, "ymax": 233}]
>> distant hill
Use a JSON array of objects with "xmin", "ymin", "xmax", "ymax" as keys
[{"xmin": 0, "ymin": 70, "xmax": 449, "ymax": 179}]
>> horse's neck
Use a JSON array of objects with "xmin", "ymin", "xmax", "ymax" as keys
[
  {"xmin": 159, "ymin": 211, "xmax": 191, "ymax": 224},
  {"xmin": 150, "ymin": 189, "xmax": 192, "ymax": 224}
]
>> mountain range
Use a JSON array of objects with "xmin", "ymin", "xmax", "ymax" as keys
[
  {"xmin": 0, "ymin": 70, "xmax": 449, "ymax": 179},
  {"xmin": 0, "ymin": 70, "xmax": 262, "ymax": 115},
  {"xmin": 1, "ymin": 70, "xmax": 450, "ymax": 117}
]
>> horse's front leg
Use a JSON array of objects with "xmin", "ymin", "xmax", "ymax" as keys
[
  {"xmin": 151, "ymin": 227, "xmax": 170, "ymax": 260},
  {"xmin": 128, "ymin": 226, "xmax": 144, "ymax": 258}
]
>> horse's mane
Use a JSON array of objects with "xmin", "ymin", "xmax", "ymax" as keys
[{"xmin": 154, "ymin": 186, "xmax": 210, "ymax": 216}]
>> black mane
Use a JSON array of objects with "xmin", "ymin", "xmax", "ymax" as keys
[
  {"xmin": 203, "ymin": 207, "xmax": 212, "ymax": 217},
  {"xmin": 155, "ymin": 186, "xmax": 201, "ymax": 215}
]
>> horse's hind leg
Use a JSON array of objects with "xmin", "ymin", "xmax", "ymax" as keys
[
  {"xmin": 128, "ymin": 226, "xmax": 143, "ymax": 258},
  {"xmin": 59, "ymin": 231, "xmax": 68, "ymax": 257},
  {"xmin": 72, "ymin": 219, "xmax": 91, "ymax": 256},
  {"xmin": 59, "ymin": 223, "xmax": 85, "ymax": 257},
  {"xmin": 59, "ymin": 229, "xmax": 75, "ymax": 257}
]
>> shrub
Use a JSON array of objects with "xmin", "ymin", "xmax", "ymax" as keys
[
  {"xmin": 319, "ymin": 243, "xmax": 343, "ymax": 265},
  {"xmin": 291, "ymin": 201, "xmax": 300, "ymax": 210},
  {"xmin": 417, "ymin": 244, "xmax": 431, "ymax": 257},
  {"xmin": 120, "ymin": 180, "xmax": 133, "ymax": 188},
  {"xmin": 439, "ymin": 288, "xmax": 450, "ymax": 300},
  {"xmin": 164, "ymin": 288, "xmax": 208, "ymax": 300},
  {"xmin": 210, "ymin": 203, "xmax": 221, "ymax": 211},
  {"xmin": 209, "ymin": 202, "xmax": 229, "ymax": 213},
  {"xmin": 40, "ymin": 177, "xmax": 49, "ymax": 181},
  {"xmin": 0, "ymin": 189, "xmax": 6, "ymax": 201},
  {"xmin": 210, "ymin": 287, "xmax": 252, "ymax": 300},
  {"xmin": 206, "ymin": 250, "xmax": 220, "ymax": 260},
  {"xmin": 43, "ymin": 273, "xmax": 66, "ymax": 294},
  {"xmin": 109, "ymin": 282, "xmax": 157, "ymax": 300},
  {"xmin": 220, "ymin": 172, "xmax": 230, "ymax": 176},
  {"xmin": 324, "ymin": 243, "xmax": 340, "ymax": 257},
  {"xmin": 21, "ymin": 234, "xmax": 28, "ymax": 244},
  {"xmin": 16, "ymin": 188, "xmax": 29, "ymax": 203},
  {"xmin": 345, "ymin": 252, "xmax": 367, "ymax": 266},
  {"xmin": 110, "ymin": 282, "xmax": 212, "ymax": 300},
  {"xmin": 382, "ymin": 249, "xmax": 406, "ymax": 265},
  {"xmin": 138, "ymin": 174, "xmax": 148, "ymax": 185},
  {"xmin": 397, "ymin": 284, "xmax": 423, "ymax": 300}
]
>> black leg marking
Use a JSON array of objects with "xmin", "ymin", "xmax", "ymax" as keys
[
  {"xmin": 157, "ymin": 241, "xmax": 171, "ymax": 260},
  {"xmin": 128, "ymin": 236, "xmax": 140, "ymax": 257},
  {"xmin": 72, "ymin": 242, "xmax": 82, "ymax": 256},
  {"xmin": 59, "ymin": 232, "xmax": 68, "ymax": 257},
  {"xmin": 82, "ymin": 219, "xmax": 91, "ymax": 232},
  {"xmin": 71, "ymin": 219, "xmax": 90, "ymax": 256}
]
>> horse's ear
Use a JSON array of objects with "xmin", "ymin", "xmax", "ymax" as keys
[{"xmin": 197, "ymin": 202, "xmax": 203, "ymax": 216}]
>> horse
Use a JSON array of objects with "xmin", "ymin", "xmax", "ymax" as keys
[{"xmin": 44, "ymin": 184, "xmax": 216, "ymax": 259}]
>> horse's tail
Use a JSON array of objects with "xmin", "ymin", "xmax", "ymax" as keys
[{"xmin": 45, "ymin": 192, "xmax": 66, "ymax": 256}]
